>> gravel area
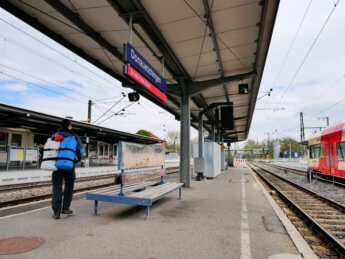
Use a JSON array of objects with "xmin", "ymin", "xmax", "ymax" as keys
[
  {"xmin": 258, "ymin": 164, "xmax": 345, "ymax": 206},
  {"xmin": 0, "ymin": 177, "xmax": 115, "ymax": 203}
]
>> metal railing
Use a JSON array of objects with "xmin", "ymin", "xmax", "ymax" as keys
[{"xmin": 0, "ymin": 147, "xmax": 40, "ymax": 170}]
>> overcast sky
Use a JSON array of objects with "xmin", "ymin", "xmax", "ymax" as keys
[{"xmin": 0, "ymin": 0, "xmax": 344, "ymax": 144}]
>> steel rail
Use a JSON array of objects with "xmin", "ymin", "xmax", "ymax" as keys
[
  {"xmin": 259, "ymin": 162, "xmax": 345, "ymax": 188},
  {"xmin": 248, "ymin": 162, "xmax": 345, "ymax": 256}
]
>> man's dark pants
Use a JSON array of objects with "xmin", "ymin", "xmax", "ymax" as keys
[{"xmin": 52, "ymin": 169, "xmax": 75, "ymax": 215}]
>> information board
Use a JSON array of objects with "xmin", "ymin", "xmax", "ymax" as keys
[
  {"xmin": 25, "ymin": 148, "xmax": 39, "ymax": 161},
  {"xmin": 10, "ymin": 147, "xmax": 24, "ymax": 161},
  {"xmin": 118, "ymin": 141, "xmax": 165, "ymax": 170}
]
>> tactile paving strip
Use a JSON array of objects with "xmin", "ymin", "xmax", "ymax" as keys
[{"xmin": 0, "ymin": 237, "xmax": 44, "ymax": 255}]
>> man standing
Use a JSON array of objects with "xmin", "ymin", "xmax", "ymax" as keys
[{"xmin": 51, "ymin": 119, "xmax": 84, "ymax": 219}]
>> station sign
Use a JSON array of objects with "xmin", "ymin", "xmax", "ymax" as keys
[
  {"xmin": 223, "ymin": 137, "xmax": 238, "ymax": 143},
  {"xmin": 124, "ymin": 43, "xmax": 167, "ymax": 93},
  {"xmin": 123, "ymin": 64, "xmax": 167, "ymax": 102}
]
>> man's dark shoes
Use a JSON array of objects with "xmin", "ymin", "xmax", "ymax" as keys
[
  {"xmin": 62, "ymin": 209, "xmax": 73, "ymax": 215},
  {"xmin": 52, "ymin": 214, "xmax": 60, "ymax": 219}
]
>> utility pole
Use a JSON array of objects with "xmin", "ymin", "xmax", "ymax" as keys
[
  {"xmin": 300, "ymin": 112, "xmax": 305, "ymax": 143},
  {"xmin": 265, "ymin": 132, "xmax": 270, "ymax": 158},
  {"xmin": 87, "ymin": 100, "xmax": 92, "ymax": 123},
  {"xmin": 318, "ymin": 116, "xmax": 330, "ymax": 127}
]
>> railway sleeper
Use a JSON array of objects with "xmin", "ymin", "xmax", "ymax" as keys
[
  {"xmin": 303, "ymin": 235, "xmax": 325, "ymax": 246},
  {"xmin": 316, "ymin": 219, "xmax": 345, "ymax": 224},
  {"xmin": 303, "ymin": 208, "xmax": 340, "ymax": 213},
  {"xmin": 311, "ymin": 245, "xmax": 339, "ymax": 257},
  {"xmin": 319, "ymin": 224, "xmax": 345, "ymax": 231},
  {"xmin": 311, "ymin": 214, "xmax": 345, "ymax": 220}
]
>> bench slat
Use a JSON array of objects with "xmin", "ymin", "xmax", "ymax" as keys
[
  {"xmin": 88, "ymin": 181, "xmax": 157, "ymax": 195},
  {"xmin": 145, "ymin": 183, "xmax": 183, "ymax": 200},
  {"xmin": 129, "ymin": 183, "xmax": 183, "ymax": 199},
  {"xmin": 128, "ymin": 183, "xmax": 171, "ymax": 198}
]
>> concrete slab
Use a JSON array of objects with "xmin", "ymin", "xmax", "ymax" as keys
[{"xmin": 0, "ymin": 168, "xmax": 301, "ymax": 258}]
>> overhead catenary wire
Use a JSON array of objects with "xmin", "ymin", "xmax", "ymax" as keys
[
  {"xmin": 317, "ymin": 96, "xmax": 345, "ymax": 116},
  {"xmin": 0, "ymin": 17, "xmax": 124, "ymax": 91},
  {"xmin": 258, "ymin": 0, "xmax": 341, "ymax": 137},
  {"xmin": 93, "ymin": 96, "xmax": 126, "ymax": 124},
  {"xmin": 0, "ymin": 33, "xmax": 124, "ymax": 92},
  {"xmin": 275, "ymin": 0, "xmax": 341, "ymax": 108},
  {"xmin": 0, "ymin": 38, "xmax": 6, "ymax": 73},
  {"xmin": 0, "ymin": 63, "xmax": 94, "ymax": 101},
  {"xmin": 0, "ymin": 63, "xmax": 124, "ymax": 113},
  {"xmin": 97, "ymin": 102, "xmax": 137, "ymax": 125},
  {"xmin": 269, "ymin": 0, "xmax": 313, "ymax": 96},
  {"xmin": 1, "ymin": 71, "xmax": 86, "ymax": 104}
]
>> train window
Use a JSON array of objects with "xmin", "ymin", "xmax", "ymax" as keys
[
  {"xmin": 0, "ymin": 132, "xmax": 8, "ymax": 152},
  {"xmin": 310, "ymin": 144, "xmax": 323, "ymax": 158},
  {"xmin": 336, "ymin": 142, "xmax": 345, "ymax": 161},
  {"xmin": 11, "ymin": 134, "xmax": 22, "ymax": 147}
]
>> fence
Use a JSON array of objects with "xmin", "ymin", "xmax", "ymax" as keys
[{"xmin": 0, "ymin": 147, "xmax": 40, "ymax": 170}]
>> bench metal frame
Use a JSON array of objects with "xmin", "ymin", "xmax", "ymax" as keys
[{"xmin": 86, "ymin": 169, "xmax": 183, "ymax": 219}]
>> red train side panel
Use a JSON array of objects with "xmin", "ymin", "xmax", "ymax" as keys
[{"xmin": 308, "ymin": 123, "xmax": 345, "ymax": 178}]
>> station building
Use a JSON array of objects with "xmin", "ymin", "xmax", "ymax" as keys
[{"xmin": 0, "ymin": 103, "xmax": 161, "ymax": 170}]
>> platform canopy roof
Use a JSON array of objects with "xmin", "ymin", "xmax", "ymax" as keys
[
  {"xmin": 0, "ymin": 0, "xmax": 279, "ymax": 141},
  {"xmin": 0, "ymin": 103, "xmax": 161, "ymax": 144}
]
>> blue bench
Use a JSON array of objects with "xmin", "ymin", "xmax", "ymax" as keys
[
  {"xmin": 86, "ymin": 168, "xmax": 183, "ymax": 219},
  {"xmin": 86, "ymin": 141, "xmax": 184, "ymax": 219}
]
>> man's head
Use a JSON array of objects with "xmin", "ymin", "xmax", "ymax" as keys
[{"xmin": 61, "ymin": 119, "xmax": 72, "ymax": 131}]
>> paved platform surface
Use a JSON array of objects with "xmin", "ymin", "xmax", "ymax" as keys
[{"xmin": 0, "ymin": 168, "xmax": 301, "ymax": 258}]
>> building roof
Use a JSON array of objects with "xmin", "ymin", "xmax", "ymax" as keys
[
  {"xmin": 0, "ymin": 0, "xmax": 280, "ymax": 141},
  {"xmin": 0, "ymin": 103, "xmax": 161, "ymax": 144}
]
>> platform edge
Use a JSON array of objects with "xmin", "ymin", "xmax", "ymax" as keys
[{"xmin": 247, "ymin": 166, "xmax": 317, "ymax": 259}]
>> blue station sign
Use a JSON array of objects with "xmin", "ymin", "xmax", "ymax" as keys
[
  {"xmin": 223, "ymin": 137, "xmax": 238, "ymax": 143},
  {"xmin": 124, "ymin": 43, "xmax": 167, "ymax": 93}
]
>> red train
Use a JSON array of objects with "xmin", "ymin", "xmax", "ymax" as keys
[{"xmin": 307, "ymin": 123, "xmax": 345, "ymax": 181}]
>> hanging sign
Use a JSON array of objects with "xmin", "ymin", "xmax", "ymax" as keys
[
  {"xmin": 124, "ymin": 43, "xmax": 167, "ymax": 93},
  {"xmin": 124, "ymin": 64, "xmax": 167, "ymax": 102},
  {"xmin": 223, "ymin": 137, "xmax": 238, "ymax": 143}
]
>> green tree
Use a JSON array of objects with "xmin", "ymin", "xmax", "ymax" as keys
[
  {"xmin": 165, "ymin": 130, "xmax": 180, "ymax": 152},
  {"xmin": 243, "ymin": 139, "xmax": 265, "ymax": 149},
  {"xmin": 279, "ymin": 137, "xmax": 300, "ymax": 152},
  {"xmin": 136, "ymin": 129, "xmax": 152, "ymax": 137}
]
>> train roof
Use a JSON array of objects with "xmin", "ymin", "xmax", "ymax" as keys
[
  {"xmin": 0, "ymin": 103, "xmax": 162, "ymax": 144},
  {"xmin": 321, "ymin": 122, "xmax": 345, "ymax": 139},
  {"xmin": 307, "ymin": 123, "xmax": 345, "ymax": 144}
]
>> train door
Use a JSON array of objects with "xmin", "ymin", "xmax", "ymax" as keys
[
  {"xmin": 325, "ymin": 142, "xmax": 335, "ymax": 176},
  {"xmin": 325, "ymin": 144, "xmax": 331, "ymax": 175},
  {"xmin": 329, "ymin": 144, "xmax": 335, "ymax": 175}
]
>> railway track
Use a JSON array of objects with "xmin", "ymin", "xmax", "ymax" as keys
[
  {"xmin": 258, "ymin": 162, "xmax": 345, "ymax": 188},
  {"xmin": 0, "ymin": 169, "xmax": 179, "ymax": 208},
  {"xmin": 0, "ymin": 174, "xmax": 115, "ymax": 192},
  {"xmin": 248, "ymin": 162, "xmax": 345, "ymax": 257}
]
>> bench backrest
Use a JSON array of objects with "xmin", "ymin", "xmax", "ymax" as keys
[{"xmin": 117, "ymin": 141, "xmax": 165, "ymax": 185}]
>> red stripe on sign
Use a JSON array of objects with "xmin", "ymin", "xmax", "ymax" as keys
[{"xmin": 126, "ymin": 64, "xmax": 167, "ymax": 102}]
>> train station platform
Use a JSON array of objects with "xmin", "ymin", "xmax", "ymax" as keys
[
  {"xmin": 0, "ymin": 167, "xmax": 312, "ymax": 258},
  {"xmin": 0, "ymin": 166, "xmax": 117, "ymax": 185}
]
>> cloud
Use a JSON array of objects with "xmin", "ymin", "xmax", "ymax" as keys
[{"xmin": 2, "ymin": 83, "xmax": 28, "ymax": 91}]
